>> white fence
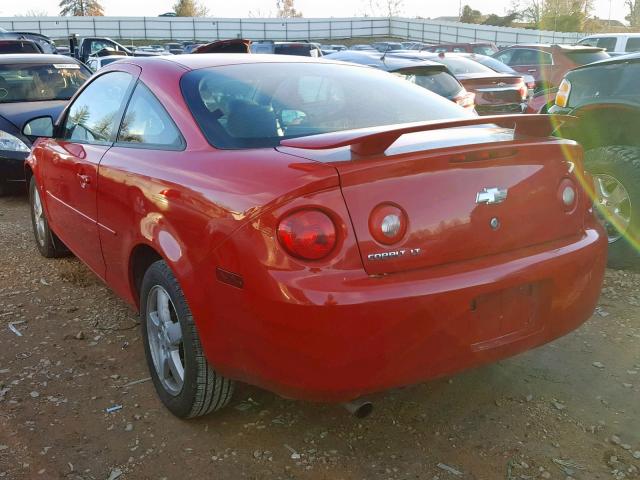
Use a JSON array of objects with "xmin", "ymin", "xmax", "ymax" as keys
[{"xmin": 0, "ymin": 16, "xmax": 584, "ymax": 45}]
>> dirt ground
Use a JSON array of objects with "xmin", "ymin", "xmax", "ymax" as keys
[{"xmin": 0, "ymin": 194, "xmax": 639, "ymax": 480}]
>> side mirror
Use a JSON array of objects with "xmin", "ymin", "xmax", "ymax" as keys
[{"xmin": 23, "ymin": 116, "xmax": 54, "ymax": 138}]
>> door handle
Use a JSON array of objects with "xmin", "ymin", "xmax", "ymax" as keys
[
  {"xmin": 527, "ymin": 69, "xmax": 537, "ymax": 72},
  {"xmin": 77, "ymin": 173, "xmax": 91, "ymax": 188}
]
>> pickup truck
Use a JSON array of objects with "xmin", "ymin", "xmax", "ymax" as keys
[
  {"xmin": 576, "ymin": 33, "xmax": 640, "ymax": 56},
  {"xmin": 68, "ymin": 35, "xmax": 161, "ymax": 63}
]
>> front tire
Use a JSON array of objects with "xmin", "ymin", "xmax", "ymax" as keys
[
  {"xmin": 140, "ymin": 260, "xmax": 234, "ymax": 418},
  {"xmin": 29, "ymin": 177, "xmax": 69, "ymax": 258},
  {"xmin": 585, "ymin": 146, "xmax": 640, "ymax": 270}
]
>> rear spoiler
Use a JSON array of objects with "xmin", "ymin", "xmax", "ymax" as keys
[{"xmin": 280, "ymin": 114, "xmax": 575, "ymax": 156}]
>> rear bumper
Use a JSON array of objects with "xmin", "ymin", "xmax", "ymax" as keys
[
  {"xmin": 0, "ymin": 151, "xmax": 28, "ymax": 183},
  {"xmin": 203, "ymin": 225, "xmax": 606, "ymax": 402}
]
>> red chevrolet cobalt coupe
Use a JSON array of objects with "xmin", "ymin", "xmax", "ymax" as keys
[{"xmin": 23, "ymin": 55, "xmax": 606, "ymax": 418}]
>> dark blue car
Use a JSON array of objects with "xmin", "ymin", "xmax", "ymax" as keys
[{"xmin": 0, "ymin": 54, "xmax": 90, "ymax": 195}]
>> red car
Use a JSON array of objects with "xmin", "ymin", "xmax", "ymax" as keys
[
  {"xmin": 23, "ymin": 55, "xmax": 606, "ymax": 418},
  {"xmin": 493, "ymin": 44, "xmax": 609, "ymax": 91}
]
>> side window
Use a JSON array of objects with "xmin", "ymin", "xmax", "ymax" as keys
[
  {"xmin": 494, "ymin": 49, "xmax": 516, "ymax": 65},
  {"xmin": 578, "ymin": 37, "xmax": 599, "ymax": 47},
  {"xmin": 117, "ymin": 82, "xmax": 184, "ymax": 149},
  {"xmin": 597, "ymin": 37, "xmax": 617, "ymax": 51},
  {"xmin": 62, "ymin": 71, "xmax": 132, "ymax": 144},
  {"xmin": 626, "ymin": 38, "xmax": 640, "ymax": 52}
]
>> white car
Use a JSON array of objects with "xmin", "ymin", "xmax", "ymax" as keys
[
  {"xmin": 85, "ymin": 55, "xmax": 127, "ymax": 72},
  {"xmin": 576, "ymin": 33, "xmax": 640, "ymax": 56}
]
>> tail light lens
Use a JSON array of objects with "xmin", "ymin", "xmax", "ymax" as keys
[
  {"xmin": 555, "ymin": 79, "xmax": 572, "ymax": 108},
  {"xmin": 455, "ymin": 91, "xmax": 475, "ymax": 109},
  {"xmin": 516, "ymin": 80, "xmax": 528, "ymax": 100},
  {"xmin": 369, "ymin": 204, "xmax": 408, "ymax": 245},
  {"xmin": 277, "ymin": 209, "xmax": 337, "ymax": 260}
]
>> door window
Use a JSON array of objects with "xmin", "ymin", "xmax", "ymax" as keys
[
  {"xmin": 626, "ymin": 37, "xmax": 640, "ymax": 52},
  {"xmin": 117, "ymin": 82, "xmax": 184, "ymax": 149},
  {"xmin": 62, "ymin": 71, "xmax": 133, "ymax": 144},
  {"xmin": 493, "ymin": 49, "xmax": 517, "ymax": 65}
]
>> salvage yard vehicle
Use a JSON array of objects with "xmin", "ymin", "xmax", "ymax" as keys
[
  {"xmin": 421, "ymin": 42, "xmax": 498, "ymax": 56},
  {"xmin": 0, "ymin": 54, "xmax": 90, "ymax": 195},
  {"xmin": 392, "ymin": 51, "xmax": 528, "ymax": 115},
  {"xmin": 576, "ymin": 33, "xmax": 640, "ymax": 56},
  {"xmin": 550, "ymin": 53, "xmax": 640, "ymax": 269},
  {"xmin": 324, "ymin": 50, "xmax": 476, "ymax": 109},
  {"xmin": 493, "ymin": 44, "xmax": 609, "ymax": 91},
  {"xmin": 24, "ymin": 54, "xmax": 606, "ymax": 418}
]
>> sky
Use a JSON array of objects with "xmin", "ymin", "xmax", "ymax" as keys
[{"xmin": 0, "ymin": 0, "xmax": 630, "ymax": 23}]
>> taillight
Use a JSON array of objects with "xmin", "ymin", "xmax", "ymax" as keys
[
  {"xmin": 455, "ymin": 91, "xmax": 475, "ymax": 109},
  {"xmin": 555, "ymin": 79, "xmax": 571, "ymax": 108},
  {"xmin": 369, "ymin": 204, "xmax": 408, "ymax": 245},
  {"xmin": 516, "ymin": 80, "xmax": 528, "ymax": 100},
  {"xmin": 277, "ymin": 209, "xmax": 337, "ymax": 260}
]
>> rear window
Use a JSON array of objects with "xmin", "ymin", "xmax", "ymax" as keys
[
  {"xmin": 565, "ymin": 51, "xmax": 609, "ymax": 65},
  {"xmin": 625, "ymin": 37, "xmax": 640, "ymax": 52},
  {"xmin": 0, "ymin": 62, "xmax": 90, "ymax": 103},
  {"xmin": 433, "ymin": 56, "xmax": 495, "ymax": 75},
  {"xmin": 274, "ymin": 44, "xmax": 316, "ymax": 57},
  {"xmin": 395, "ymin": 68, "xmax": 463, "ymax": 98},
  {"xmin": 566, "ymin": 62, "xmax": 640, "ymax": 107},
  {"xmin": 0, "ymin": 41, "xmax": 39, "ymax": 54},
  {"xmin": 180, "ymin": 62, "xmax": 469, "ymax": 149}
]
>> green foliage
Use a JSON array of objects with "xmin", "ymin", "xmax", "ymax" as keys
[
  {"xmin": 172, "ymin": 0, "xmax": 209, "ymax": 17},
  {"xmin": 483, "ymin": 12, "xmax": 519, "ymax": 26},
  {"xmin": 59, "ymin": 0, "xmax": 104, "ymax": 16},
  {"xmin": 460, "ymin": 4, "xmax": 482, "ymax": 23},
  {"xmin": 627, "ymin": 0, "xmax": 640, "ymax": 28}
]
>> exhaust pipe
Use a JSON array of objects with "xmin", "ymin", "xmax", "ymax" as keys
[{"xmin": 342, "ymin": 399, "xmax": 373, "ymax": 418}]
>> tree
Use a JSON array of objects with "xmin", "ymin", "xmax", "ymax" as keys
[
  {"xmin": 519, "ymin": 0, "xmax": 543, "ymax": 27},
  {"xmin": 364, "ymin": 0, "xmax": 404, "ymax": 18},
  {"xmin": 15, "ymin": 9, "xmax": 49, "ymax": 16},
  {"xmin": 539, "ymin": 0, "xmax": 592, "ymax": 32},
  {"xmin": 626, "ymin": 0, "xmax": 640, "ymax": 28},
  {"xmin": 172, "ymin": 0, "xmax": 209, "ymax": 17},
  {"xmin": 460, "ymin": 5, "xmax": 483, "ymax": 23},
  {"xmin": 483, "ymin": 12, "xmax": 519, "ymax": 26},
  {"xmin": 276, "ymin": 0, "xmax": 303, "ymax": 18},
  {"xmin": 59, "ymin": 0, "xmax": 104, "ymax": 16}
]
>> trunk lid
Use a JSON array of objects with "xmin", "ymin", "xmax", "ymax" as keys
[
  {"xmin": 458, "ymin": 73, "xmax": 525, "ymax": 107},
  {"xmin": 279, "ymin": 120, "xmax": 583, "ymax": 275}
]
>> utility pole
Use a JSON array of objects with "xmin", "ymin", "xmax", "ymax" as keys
[{"xmin": 459, "ymin": 0, "xmax": 462, "ymax": 20}]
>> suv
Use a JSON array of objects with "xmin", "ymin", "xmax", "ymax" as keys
[
  {"xmin": 549, "ymin": 54, "xmax": 640, "ymax": 269},
  {"xmin": 576, "ymin": 33, "xmax": 640, "ymax": 56},
  {"xmin": 493, "ymin": 44, "xmax": 609, "ymax": 91}
]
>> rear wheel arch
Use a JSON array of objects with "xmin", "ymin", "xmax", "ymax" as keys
[{"xmin": 129, "ymin": 244, "xmax": 164, "ymax": 309}]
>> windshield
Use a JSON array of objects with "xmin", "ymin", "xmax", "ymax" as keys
[
  {"xmin": 566, "ymin": 61, "xmax": 640, "ymax": 107},
  {"xmin": 472, "ymin": 45, "xmax": 498, "ymax": 55},
  {"xmin": 394, "ymin": 68, "xmax": 463, "ymax": 98},
  {"xmin": 472, "ymin": 55, "xmax": 516, "ymax": 74},
  {"xmin": 566, "ymin": 50, "xmax": 610, "ymax": 65},
  {"xmin": 433, "ymin": 56, "xmax": 495, "ymax": 75},
  {"xmin": 0, "ymin": 62, "xmax": 90, "ymax": 103},
  {"xmin": 181, "ymin": 62, "xmax": 469, "ymax": 149}
]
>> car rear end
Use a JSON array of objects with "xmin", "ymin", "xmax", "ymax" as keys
[
  {"xmin": 180, "ymin": 60, "xmax": 606, "ymax": 402},
  {"xmin": 458, "ymin": 73, "xmax": 528, "ymax": 114}
]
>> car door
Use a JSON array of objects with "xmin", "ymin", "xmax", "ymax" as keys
[
  {"xmin": 96, "ymin": 80, "xmax": 186, "ymax": 301},
  {"xmin": 502, "ymin": 48, "xmax": 553, "ymax": 90},
  {"xmin": 42, "ymin": 69, "xmax": 137, "ymax": 278}
]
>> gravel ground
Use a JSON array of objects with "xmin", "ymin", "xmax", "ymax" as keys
[{"xmin": 0, "ymin": 194, "xmax": 639, "ymax": 480}]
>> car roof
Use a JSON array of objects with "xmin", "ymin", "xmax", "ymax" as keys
[
  {"xmin": 581, "ymin": 32, "xmax": 640, "ymax": 38},
  {"xmin": 325, "ymin": 50, "xmax": 447, "ymax": 72},
  {"xmin": 506, "ymin": 43, "xmax": 602, "ymax": 51},
  {"xmin": 570, "ymin": 51, "xmax": 640, "ymax": 71},
  {"xmin": 0, "ymin": 54, "xmax": 80, "ymax": 65},
  {"xmin": 123, "ymin": 53, "xmax": 339, "ymax": 71}
]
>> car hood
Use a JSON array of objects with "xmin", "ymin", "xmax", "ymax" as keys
[{"xmin": 0, "ymin": 100, "xmax": 67, "ymax": 132}]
